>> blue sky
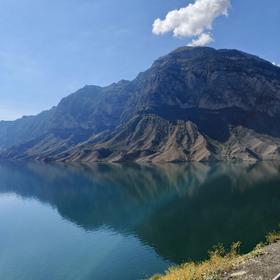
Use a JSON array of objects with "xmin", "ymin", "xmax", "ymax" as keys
[{"xmin": 0, "ymin": 0, "xmax": 279, "ymax": 120}]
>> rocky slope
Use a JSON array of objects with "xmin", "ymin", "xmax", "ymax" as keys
[
  {"xmin": 1, "ymin": 46, "xmax": 280, "ymax": 162},
  {"xmin": 220, "ymin": 241, "xmax": 280, "ymax": 280}
]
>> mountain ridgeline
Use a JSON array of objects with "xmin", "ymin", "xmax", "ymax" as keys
[{"xmin": 1, "ymin": 47, "xmax": 280, "ymax": 162}]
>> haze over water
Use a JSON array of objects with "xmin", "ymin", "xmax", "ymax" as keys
[{"xmin": 0, "ymin": 161, "xmax": 280, "ymax": 280}]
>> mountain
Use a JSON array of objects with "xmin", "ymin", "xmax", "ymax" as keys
[{"xmin": 1, "ymin": 46, "xmax": 280, "ymax": 162}]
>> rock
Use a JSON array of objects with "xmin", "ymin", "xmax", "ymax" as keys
[
  {"xmin": 1, "ymin": 46, "xmax": 280, "ymax": 162},
  {"xmin": 230, "ymin": 271, "xmax": 247, "ymax": 277}
]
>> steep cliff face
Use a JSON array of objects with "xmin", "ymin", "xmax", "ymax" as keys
[
  {"xmin": 51, "ymin": 115, "xmax": 280, "ymax": 163},
  {"xmin": 126, "ymin": 47, "xmax": 280, "ymax": 118},
  {"xmin": 53, "ymin": 115, "xmax": 214, "ymax": 163},
  {"xmin": 0, "ymin": 81, "xmax": 133, "ymax": 149},
  {"xmin": 1, "ymin": 46, "xmax": 280, "ymax": 162}
]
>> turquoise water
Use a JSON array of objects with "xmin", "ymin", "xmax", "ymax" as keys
[{"xmin": 0, "ymin": 162, "xmax": 280, "ymax": 280}]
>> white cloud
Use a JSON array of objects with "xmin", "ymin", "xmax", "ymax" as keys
[
  {"xmin": 188, "ymin": 33, "xmax": 214, "ymax": 46},
  {"xmin": 272, "ymin": 62, "xmax": 280, "ymax": 67},
  {"xmin": 152, "ymin": 0, "xmax": 231, "ymax": 46}
]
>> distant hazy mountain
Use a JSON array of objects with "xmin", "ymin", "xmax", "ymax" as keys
[{"xmin": 1, "ymin": 47, "xmax": 280, "ymax": 162}]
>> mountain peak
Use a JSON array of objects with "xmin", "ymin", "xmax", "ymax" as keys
[
  {"xmin": 171, "ymin": 45, "xmax": 215, "ymax": 53},
  {"xmin": 1, "ymin": 47, "xmax": 280, "ymax": 162},
  {"xmin": 168, "ymin": 46, "xmax": 267, "ymax": 63}
]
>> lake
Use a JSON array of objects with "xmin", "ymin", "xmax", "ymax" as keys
[{"xmin": 0, "ymin": 161, "xmax": 280, "ymax": 280}]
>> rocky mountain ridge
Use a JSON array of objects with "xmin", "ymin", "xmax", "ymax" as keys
[{"xmin": 1, "ymin": 46, "xmax": 280, "ymax": 162}]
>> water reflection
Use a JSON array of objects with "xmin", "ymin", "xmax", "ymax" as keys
[{"xmin": 0, "ymin": 161, "xmax": 280, "ymax": 263}]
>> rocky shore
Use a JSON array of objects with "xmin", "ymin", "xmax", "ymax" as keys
[
  {"xmin": 220, "ymin": 241, "xmax": 280, "ymax": 280},
  {"xmin": 150, "ymin": 237, "xmax": 280, "ymax": 280}
]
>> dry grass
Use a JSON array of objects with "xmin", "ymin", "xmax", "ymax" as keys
[
  {"xmin": 149, "ymin": 242, "xmax": 243, "ymax": 280},
  {"xmin": 266, "ymin": 229, "xmax": 280, "ymax": 244},
  {"xmin": 149, "ymin": 227, "xmax": 280, "ymax": 280}
]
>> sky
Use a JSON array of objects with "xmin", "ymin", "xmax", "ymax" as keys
[{"xmin": 0, "ymin": 0, "xmax": 279, "ymax": 121}]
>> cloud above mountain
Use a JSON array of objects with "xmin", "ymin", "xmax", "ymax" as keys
[
  {"xmin": 152, "ymin": 0, "xmax": 231, "ymax": 46},
  {"xmin": 188, "ymin": 33, "xmax": 214, "ymax": 47}
]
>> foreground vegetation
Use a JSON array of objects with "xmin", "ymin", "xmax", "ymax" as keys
[{"xmin": 150, "ymin": 228, "xmax": 280, "ymax": 280}]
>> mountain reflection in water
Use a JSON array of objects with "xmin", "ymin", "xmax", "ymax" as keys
[{"xmin": 0, "ymin": 161, "xmax": 280, "ymax": 264}]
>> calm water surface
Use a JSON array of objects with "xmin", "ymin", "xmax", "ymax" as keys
[{"xmin": 0, "ymin": 162, "xmax": 280, "ymax": 280}]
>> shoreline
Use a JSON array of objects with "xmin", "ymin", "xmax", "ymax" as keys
[
  {"xmin": 150, "ymin": 232, "xmax": 280, "ymax": 280},
  {"xmin": 219, "ymin": 240, "xmax": 280, "ymax": 280}
]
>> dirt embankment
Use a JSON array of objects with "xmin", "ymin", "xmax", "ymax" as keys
[
  {"xmin": 150, "ymin": 238, "xmax": 280, "ymax": 280},
  {"xmin": 220, "ymin": 241, "xmax": 280, "ymax": 280}
]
